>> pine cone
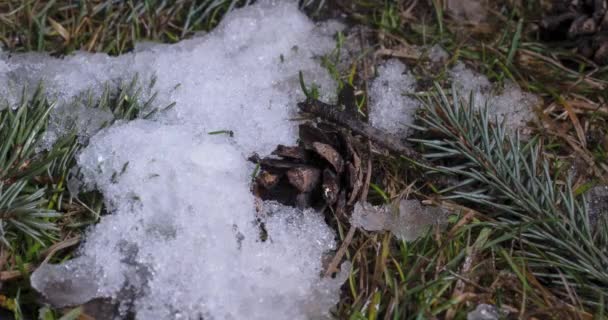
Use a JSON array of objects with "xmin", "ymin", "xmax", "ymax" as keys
[
  {"xmin": 541, "ymin": 0, "xmax": 608, "ymax": 64},
  {"xmin": 250, "ymin": 122, "xmax": 365, "ymax": 212}
]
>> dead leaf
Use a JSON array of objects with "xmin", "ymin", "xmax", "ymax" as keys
[
  {"xmin": 272, "ymin": 145, "xmax": 307, "ymax": 161},
  {"xmin": 256, "ymin": 171, "xmax": 281, "ymax": 189},
  {"xmin": 286, "ymin": 167, "xmax": 321, "ymax": 193},
  {"xmin": 49, "ymin": 17, "xmax": 70, "ymax": 42},
  {"xmin": 312, "ymin": 142, "xmax": 344, "ymax": 173}
]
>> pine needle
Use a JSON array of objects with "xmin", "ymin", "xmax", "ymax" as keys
[{"xmin": 414, "ymin": 84, "xmax": 608, "ymax": 311}]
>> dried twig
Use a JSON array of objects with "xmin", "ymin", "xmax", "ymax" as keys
[
  {"xmin": 298, "ymin": 98, "xmax": 428, "ymax": 166},
  {"xmin": 324, "ymin": 225, "xmax": 356, "ymax": 277}
]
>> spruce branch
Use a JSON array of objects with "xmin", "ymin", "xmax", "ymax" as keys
[
  {"xmin": 413, "ymin": 84, "xmax": 608, "ymax": 309},
  {"xmin": 0, "ymin": 75, "xmax": 160, "ymax": 247},
  {"xmin": 0, "ymin": 85, "xmax": 56, "ymax": 184},
  {"xmin": 0, "ymin": 181, "xmax": 59, "ymax": 246},
  {"xmin": 0, "ymin": 85, "xmax": 67, "ymax": 246}
]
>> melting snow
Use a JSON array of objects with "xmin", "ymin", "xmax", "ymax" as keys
[
  {"xmin": 17, "ymin": 2, "xmax": 352, "ymax": 319},
  {"xmin": 368, "ymin": 59, "xmax": 419, "ymax": 135},
  {"xmin": 428, "ymin": 44, "xmax": 449, "ymax": 62},
  {"xmin": 450, "ymin": 62, "xmax": 540, "ymax": 130},
  {"xmin": 3, "ymin": 1, "xmax": 543, "ymax": 316},
  {"xmin": 367, "ymin": 60, "xmax": 539, "ymax": 135}
]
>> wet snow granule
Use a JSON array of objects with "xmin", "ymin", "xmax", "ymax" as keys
[
  {"xmin": 450, "ymin": 62, "xmax": 539, "ymax": 130},
  {"xmin": 368, "ymin": 59, "xmax": 420, "ymax": 135},
  {"xmin": 24, "ymin": 2, "xmax": 352, "ymax": 319}
]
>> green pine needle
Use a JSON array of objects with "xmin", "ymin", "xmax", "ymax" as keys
[
  {"xmin": 0, "ymin": 74, "xmax": 160, "ymax": 247},
  {"xmin": 413, "ymin": 83, "xmax": 608, "ymax": 311},
  {"xmin": 0, "ymin": 181, "xmax": 59, "ymax": 246}
]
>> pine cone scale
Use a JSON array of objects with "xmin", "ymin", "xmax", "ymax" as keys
[{"xmin": 541, "ymin": 0, "xmax": 608, "ymax": 64}]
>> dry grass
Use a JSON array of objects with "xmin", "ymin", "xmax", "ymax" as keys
[{"xmin": 0, "ymin": 0, "xmax": 247, "ymax": 55}]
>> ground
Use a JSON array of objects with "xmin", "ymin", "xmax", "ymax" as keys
[{"xmin": 0, "ymin": 0, "xmax": 607, "ymax": 319}]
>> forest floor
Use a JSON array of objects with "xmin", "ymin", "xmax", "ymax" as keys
[{"xmin": 0, "ymin": 1, "xmax": 607, "ymax": 319}]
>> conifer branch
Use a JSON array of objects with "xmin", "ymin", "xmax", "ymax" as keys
[
  {"xmin": 0, "ymin": 75, "xmax": 159, "ymax": 247},
  {"xmin": 413, "ymin": 84, "xmax": 608, "ymax": 309}
]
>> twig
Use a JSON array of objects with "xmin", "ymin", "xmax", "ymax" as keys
[
  {"xmin": 0, "ymin": 236, "xmax": 81, "ymax": 281},
  {"xmin": 323, "ymin": 142, "xmax": 373, "ymax": 277},
  {"xmin": 298, "ymin": 98, "xmax": 428, "ymax": 165},
  {"xmin": 41, "ymin": 235, "xmax": 81, "ymax": 265},
  {"xmin": 0, "ymin": 264, "xmax": 33, "ymax": 281},
  {"xmin": 324, "ymin": 225, "xmax": 356, "ymax": 277}
]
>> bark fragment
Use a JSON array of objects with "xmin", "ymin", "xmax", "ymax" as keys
[
  {"xmin": 287, "ymin": 167, "xmax": 321, "ymax": 193},
  {"xmin": 312, "ymin": 142, "xmax": 344, "ymax": 173}
]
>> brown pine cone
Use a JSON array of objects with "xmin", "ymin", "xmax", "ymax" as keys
[
  {"xmin": 250, "ymin": 122, "xmax": 365, "ymax": 213},
  {"xmin": 541, "ymin": 0, "xmax": 608, "ymax": 64}
]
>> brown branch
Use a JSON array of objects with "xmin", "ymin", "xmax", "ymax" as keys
[
  {"xmin": 298, "ymin": 98, "xmax": 429, "ymax": 166},
  {"xmin": 324, "ymin": 225, "xmax": 356, "ymax": 277},
  {"xmin": 0, "ymin": 211, "xmax": 17, "ymax": 220}
]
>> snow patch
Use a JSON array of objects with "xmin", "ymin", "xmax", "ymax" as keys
[
  {"xmin": 428, "ymin": 44, "xmax": 449, "ymax": 62},
  {"xmin": 450, "ymin": 62, "xmax": 539, "ymax": 130},
  {"xmin": 23, "ymin": 2, "xmax": 350, "ymax": 319},
  {"xmin": 367, "ymin": 60, "xmax": 539, "ymax": 136},
  {"xmin": 368, "ymin": 59, "xmax": 419, "ymax": 135}
]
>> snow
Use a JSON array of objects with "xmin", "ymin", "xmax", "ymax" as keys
[
  {"xmin": 450, "ymin": 62, "xmax": 540, "ymax": 130},
  {"xmin": 368, "ymin": 59, "xmax": 419, "ymax": 135},
  {"xmin": 367, "ymin": 59, "xmax": 538, "ymax": 137},
  {"xmin": 2, "ymin": 5, "xmax": 338, "ymax": 154},
  {"xmin": 23, "ymin": 2, "xmax": 351, "ymax": 319},
  {"xmin": 1, "ymin": 1, "xmax": 544, "ymax": 316},
  {"xmin": 450, "ymin": 62, "xmax": 492, "ymax": 96},
  {"xmin": 351, "ymin": 200, "xmax": 446, "ymax": 242},
  {"xmin": 428, "ymin": 45, "xmax": 449, "ymax": 62}
]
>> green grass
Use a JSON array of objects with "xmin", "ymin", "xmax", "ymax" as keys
[{"xmin": 0, "ymin": 0, "xmax": 607, "ymax": 319}]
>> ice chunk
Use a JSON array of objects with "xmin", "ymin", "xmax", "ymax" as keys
[
  {"xmin": 351, "ymin": 200, "xmax": 446, "ymax": 241},
  {"xmin": 30, "ymin": 257, "xmax": 111, "ymax": 308},
  {"xmin": 368, "ymin": 59, "xmax": 419, "ymax": 135},
  {"xmin": 26, "ymin": 2, "xmax": 346, "ymax": 319},
  {"xmin": 390, "ymin": 200, "xmax": 446, "ymax": 241},
  {"xmin": 467, "ymin": 304, "xmax": 500, "ymax": 320},
  {"xmin": 351, "ymin": 202, "xmax": 390, "ymax": 231}
]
